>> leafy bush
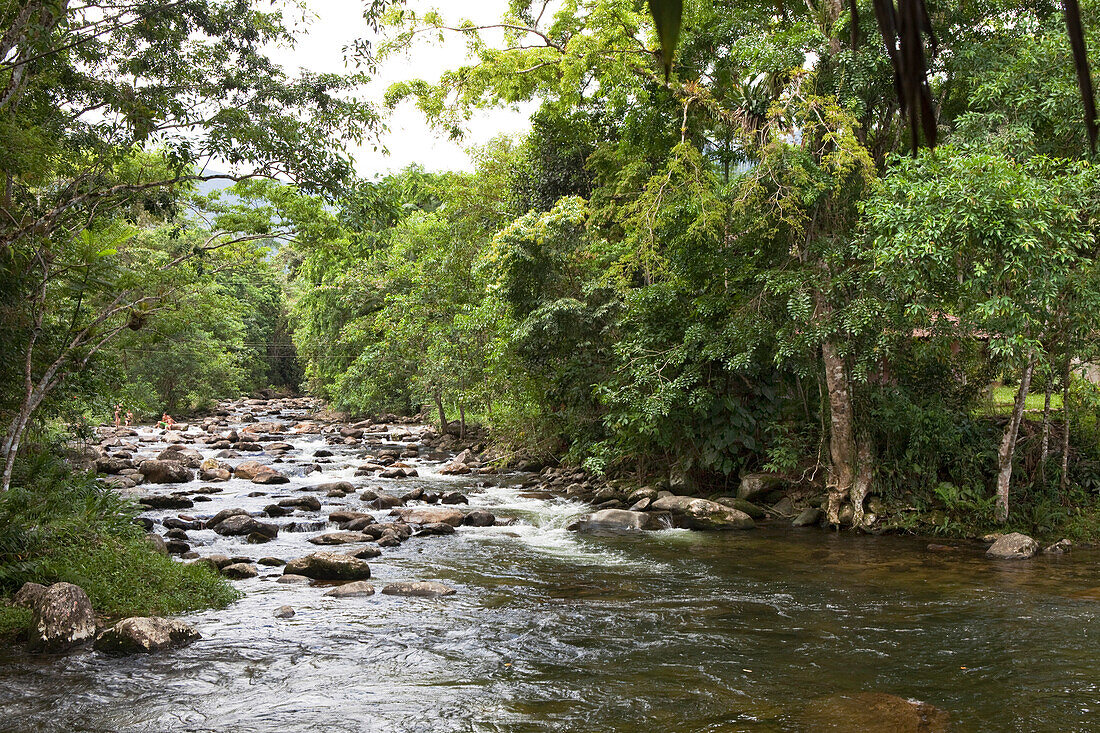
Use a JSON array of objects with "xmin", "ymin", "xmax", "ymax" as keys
[{"xmin": 0, "ymin": 450, "xmax": 237, "ymax": 637}]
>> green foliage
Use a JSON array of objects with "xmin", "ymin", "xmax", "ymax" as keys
[{"xmin": 0, "ymin": 450, "xmax": 237, "ymax": 634}]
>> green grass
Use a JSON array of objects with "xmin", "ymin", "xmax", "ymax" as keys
[
  {"xmin": 0, "ymin": 449, "xmax": 238, "ymax": 641},
  {"xmin": 0, "ymin": 606, "xmax": 31, "ymax": 638},
  {"xmin": 984, "ymin": 386, "xmax": 1064, "ymax": 418}
]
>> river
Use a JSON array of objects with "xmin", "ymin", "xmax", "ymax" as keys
[{"xmin": 1, "ymin": 398, "xmax": 1098, "ymax": 731}]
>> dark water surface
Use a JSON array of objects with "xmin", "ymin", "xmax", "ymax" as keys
[{"xmin": 1, "ymin": 404, "xmax": 1098, "ymax": 732}]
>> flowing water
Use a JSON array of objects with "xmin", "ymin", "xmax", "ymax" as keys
[{"xmin": 1, "ymin": 400, "xmax": 1099, "ymax": 732}]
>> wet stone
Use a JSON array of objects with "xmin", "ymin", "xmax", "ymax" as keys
[
  {"xmin": 324, "ymin": 581, "xmax": 376, "ymax": 598},
  {"xmin": 221, "ymin": 563, "xmax": 259, "ymax": 579},
  {"xmin": 381, "ymin": 581, "xmax": 456, "ymax": 598}
]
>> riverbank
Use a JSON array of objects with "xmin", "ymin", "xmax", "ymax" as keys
[{"xmin": 4, "ymin": 394, "xmax": 1088, "ymax": 650}]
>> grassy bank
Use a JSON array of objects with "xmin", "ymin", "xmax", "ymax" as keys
[{"xmin": 0, "ymin": 450, "xmax": 237, "ymax": 641}]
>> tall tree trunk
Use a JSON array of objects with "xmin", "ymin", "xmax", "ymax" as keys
[
  {"xmin": 822, "ymin": 339, "xmax": 856, "ymax": 525},
  {"xmin": 850, "ymin": 435, "xmax": 874, "ymax": 528},
  {"xmin": 1061, "ymin": 360, "xmax": 1071, "ymax": 493},
  {"xmin": 433, "ymin": 388, "xmax": 448, "ymax": 435},
  {"xmin": 1040, "ymin": 378, "xmax": 1053, "ymax": 485},
  {"xmin": 995, "ymin": 355, "xmax": 1036, "ymax": 523},
  {"xmin": 459, "ymin": 403, "xmax": 466, "ymax": 440}
]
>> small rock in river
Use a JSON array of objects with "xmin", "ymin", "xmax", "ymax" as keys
[
  {"xmin": 463, "ymin": 510, "xmax": 496, "ymax": 527},
  {"xmin": 414, "ymin": 522, "xmax": 456, "ymax": 536},
  {"xmin": 343, "ymin": 546, "xmax": 382, "ymax": 559},
  {"xmin": 1043, "ymin": 539, "xmax": 1072, "ymax": 554},
  {"xmin": 308, "ymin": 531, "xmax": 370, "ymax": 545},
  {"xmin": 94, "ymin": 617, "xmax": 200, "ymax": 655},
  {"xmin": 221, "ymin": 563, "xmax": 259, "ymax": 579},
  {"xmin": 986, "ymin": 532, "xmax": 1038, "ymax": 560},
  {"xmin": 792, "ymin": 507, "xmax": 821, "ymax": 527},
  {"xmin": 324, "ymin": 581, "xmax": 376, "ymax": 598},
  {"xmin": 276, "ymin": 574, "xmax": 311, "ymax": 585},
  {"xmin": 381, "ymin": 581, "xmax": 456, "ymax": 598},
  {"xmin": 273, "ymin": 605, "xmax": 296, "ymax": 618}
]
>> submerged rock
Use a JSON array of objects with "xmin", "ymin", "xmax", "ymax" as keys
[
  {"xmin": 94, "ymin": 617, "xmax": 200, "ymax": 655},
  {"xmin": 284, "ymin": 552, "xmax": 371, "ymax": 581},
  {"xmin": 28, "ymin": 582, "xmax": 96, "ymax": 652},
  {"xmin": 801, "ymin": 692, "xmax": 950, "ymax": 732},
  {"xmin": 381, "ymin": 581, "xmax": 456, "ymax": 597},
  {"xmin": 986, "ymin": 532, "xmax": 1039, "ymax": 560}
]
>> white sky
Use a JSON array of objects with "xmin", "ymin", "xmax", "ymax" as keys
[{"xmin": 277, "ymin": 0, "xmax": 537, "ymax": 177}]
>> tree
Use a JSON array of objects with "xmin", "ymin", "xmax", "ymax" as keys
[
  {"xmin": 0, "ymin": 1, "xmax": 389, "ymax": 490},
  {"xmin": 867, "ymin": 150, "xmax": 1100, "ymax": 521}
]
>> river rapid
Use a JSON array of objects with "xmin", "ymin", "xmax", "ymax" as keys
[{"xmin": 1, "ymin": 398, "xmax": 1099, "ymax": 732}]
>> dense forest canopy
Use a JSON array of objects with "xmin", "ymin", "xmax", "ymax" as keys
[{"xmin": 2, "ymin": 0, "xmax": 1100, "ymax": 534}]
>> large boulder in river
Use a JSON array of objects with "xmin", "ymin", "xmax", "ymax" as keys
[
  {"xmin": 94, "ymin": 617, "xmax": 200, "ymax": 655},
  {"xmin": 986, "ymin": 532, "xmax": 1039, "ymax": 560},
  {"xmin": 737, "ymin": 473, "xmax": 785, "ymax": 502},
  {"xmin": 390, "ymin": 507, "xmax": 464, "ymax": 527},
  {"xmin": 138, "ymin": 459, "xmax": 194, "ymax": 484},
  {"xmin": 567, "ymin": 509, "xmax": 667, "ymax": 533},
  {"xmin": 28, "ymin": 582, "xmax": 96, "ymax": 651},
  {"xmin": 650, "ymin": 495, "xmax": 755, "ymax": 530},
  {"xmin": 284, "ymin": 552, "xmax": 372, "ymax": 580}
]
